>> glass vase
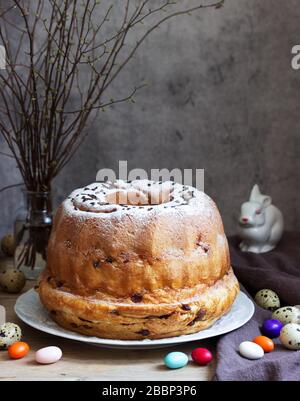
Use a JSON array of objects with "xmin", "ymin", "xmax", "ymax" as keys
[{"xmin": 14, "ymin": 191, "xmax": 52, "ymax": 280}]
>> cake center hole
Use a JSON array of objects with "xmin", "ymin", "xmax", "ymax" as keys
[{"xmin": 105, "ymin": 188, "xmax": 172, "ymax": 206}]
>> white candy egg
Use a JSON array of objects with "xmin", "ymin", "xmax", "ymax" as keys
[
  {"xmin": 272, "ymin": 306, "xmax": 300, "ymax": 325},
  {"xmin": 280, "ymin": 323, "xmax": 300, "ymax": 350},
  {"xmin": 254, "ymin": 289, "xmax": 280, "ymax": 311},
  {"xmin": 35, "ymin": 346, "xmax": 62, "ymax": 364},
  {"xmin": 239, "ymin": 341, "xmax": 264, "ymax": 360}
]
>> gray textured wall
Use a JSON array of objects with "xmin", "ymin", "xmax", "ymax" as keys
[{"xmin": 1, "ymin": 0, "xmax": 300, "ymax": 238}]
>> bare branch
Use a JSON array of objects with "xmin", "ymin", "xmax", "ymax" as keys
[
  {"xmin": 0, "ymin": 0, "xmax": 225, "ymax": 191},
  {"xmin": 0, "ymin": 183, "xmax": 24, "ymax": 194}
]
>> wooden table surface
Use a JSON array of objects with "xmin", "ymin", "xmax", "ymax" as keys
[{"xmin": 0, "ymin": 259, "xmax": 216, "ymax": 382}]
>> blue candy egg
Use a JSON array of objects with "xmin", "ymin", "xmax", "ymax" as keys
[
  {"xmin": 164, "ymin": 352, "xmax": 189, "ymax": 369},
  {"xmin": 261, "ymin": 319, "xmax": 283, "ymax": 338}
]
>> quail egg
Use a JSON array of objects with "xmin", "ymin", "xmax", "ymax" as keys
[
  {"xmin": 0, "ymin": 269, "xmax": 26, "ymax": 294},
  {"xmin": 272, "ymin": 306, "xmax": 300, "ymax": 325},
  {"xmin": 1, "ymin": 234, "xmax": 15, "ymax": 257},
  {"xmin": 254, "ymin": 289, "xmax": 280, "ymax": 311},
  {"xmin": 0, "ymin": 322, "xmax": 22, "ymax": 349},
  {"xmin": 280, "ymin": 323, "xmax": 300, "ymax": 350}
]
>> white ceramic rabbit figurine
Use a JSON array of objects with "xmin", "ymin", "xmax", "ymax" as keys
[{"xmin": 238, "ymin": 184, "xmax": 284, "ymax": 253}]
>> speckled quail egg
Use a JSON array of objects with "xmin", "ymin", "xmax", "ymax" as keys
[
  {"xmin": 0, "ymin": 322, "xmax": 22, "ymax": 350},
  {"xmin": 0, "ymin": 269, "xmax": 26, "ymax": 294},
  {"xmin": 272, "ymin": 306, "xmax": 300, "ymax": 325},
  {"xmin": 254, "ymin": 289, "xmax": 280, "ymax": 311},
  {"xmin": 279, "ymin": 323, "xmax": 300, "ymax": 350},
  {"xmin": 1, "ymin": 234, "xmax": 15, "ymax": 257}
]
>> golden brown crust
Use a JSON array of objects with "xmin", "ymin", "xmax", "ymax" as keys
[
  {"xmin": 38, "ymin": 267, "xmax": 239, "ymax": 340},
  {"xmin": 47, "ymin": 181, "xmax": 230, "ymax": 297},
  {"xmin": 40, "ymin": 180, "xmax": 239, "ymax": 340}
]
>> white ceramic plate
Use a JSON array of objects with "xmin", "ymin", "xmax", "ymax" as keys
[{"xmin": 15, "ymin": 289, "xmax": 254, "ymax": 349}]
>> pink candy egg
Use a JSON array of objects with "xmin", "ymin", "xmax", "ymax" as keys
[{"xmin": 35, "ymin": 346, "xmax": 62, "ymax": 364}]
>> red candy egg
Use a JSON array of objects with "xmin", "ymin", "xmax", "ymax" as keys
[{"xmin": 191, "ymin": 348, "xmax": 213, "ymax": 366}]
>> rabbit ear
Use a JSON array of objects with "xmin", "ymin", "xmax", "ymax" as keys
[
  {"xmin": 249, "ymin": 185, "xmax": 272, "ymax": 206},
  {"xmin": 250, "ymin": 184, "xmax": 261, "ymax": 201},
  {"xmin": 262, "ymin": 196, "xmax": 272, "ymax": 208}
]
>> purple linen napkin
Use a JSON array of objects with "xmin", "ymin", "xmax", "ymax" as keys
[
  {"xmin": 214, "ymin": 232, "xmax": 300, "ymax": 381},
  {"xmin": 228, "ymin": 232, "xmax": 300, "ymax": 305}
]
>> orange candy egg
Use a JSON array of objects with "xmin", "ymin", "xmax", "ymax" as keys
[
  {"xmin": 252, "ymin": 336, "xmax": 274, "ymax": 352},
  {"xmin": 8, "ymin": 342, "xmax": 30, "ymax": 359}
]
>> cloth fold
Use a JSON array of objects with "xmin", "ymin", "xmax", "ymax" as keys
[{"xmin": 214, "ymin": 232, "xmax": 300, "ymax": 381}]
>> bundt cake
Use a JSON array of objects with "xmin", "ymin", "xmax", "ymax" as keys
[{"xmin": 38, "ymin": 180, "xmax": 239, "ymax": 340}]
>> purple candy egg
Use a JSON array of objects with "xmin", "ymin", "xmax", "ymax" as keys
[{"xmin": 261, "ymin": 319, "xmax": 283, "ymax": 338}]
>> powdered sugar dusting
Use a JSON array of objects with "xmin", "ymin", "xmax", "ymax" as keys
[{"xmin": 63, "ymin": 180, "xmax": 213, "ymax": 221}]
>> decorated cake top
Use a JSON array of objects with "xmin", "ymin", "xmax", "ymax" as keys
[{"xmin": 64, "ymin": 179, "xmax": 214, "ymax": 220}]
